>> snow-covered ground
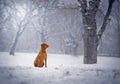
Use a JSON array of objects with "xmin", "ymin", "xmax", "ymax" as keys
[{"xmin": 0, "ymin": 52, "xmax": 120, "ymax": 84}]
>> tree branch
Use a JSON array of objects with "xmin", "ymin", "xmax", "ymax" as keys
[
  {"xmin": 97, "ymin": 0, "xmax": 115, "ymax": 42},
  {"xmin": 117, "ymin": 0, "xmax": 120, "ymax": 4},
  {"xmin": 78, "ymin": 0, "xmax": 87, "ymax": 13}
]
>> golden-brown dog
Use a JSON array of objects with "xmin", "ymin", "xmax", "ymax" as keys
[{"xmin": 34, "ymin": 43, "xmax": 49, "ymax": 68}]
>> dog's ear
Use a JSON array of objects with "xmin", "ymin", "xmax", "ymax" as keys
[{"xmin": 41, "ymin": 43, "xmax": 44, "ymax": 47}]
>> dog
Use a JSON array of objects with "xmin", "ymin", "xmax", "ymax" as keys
[{"xmin": 34, "ymin": 43, "xmax": 49, "ymax": 68}]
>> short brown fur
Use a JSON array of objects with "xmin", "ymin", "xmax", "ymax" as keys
[{"xmin": 34, "ymin": 43, "xmax": 49, "ymax": 68}]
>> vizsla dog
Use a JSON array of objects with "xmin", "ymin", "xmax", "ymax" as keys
[{"xmin": 34, "ymin": 43, "xmax": 49, "ymax": 68}]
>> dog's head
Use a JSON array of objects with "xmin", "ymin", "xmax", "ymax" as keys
[{"xmin": 41, "ymin": 43, "xmax": 49, "ymax": 49}]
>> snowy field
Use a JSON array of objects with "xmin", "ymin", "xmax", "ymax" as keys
[{"xmin": 0, "ymin": 52, "xmax": 120, "ymax": 84}]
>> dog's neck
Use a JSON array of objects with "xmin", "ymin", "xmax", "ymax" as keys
[{"xmin": 40, "ymin": 48, "xmax": 46, "ymax": 53}]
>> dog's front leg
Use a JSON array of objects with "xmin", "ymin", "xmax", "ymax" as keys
[{"xmin": 45, "ymin": 58, "xmax": 47, "ymax": 68}]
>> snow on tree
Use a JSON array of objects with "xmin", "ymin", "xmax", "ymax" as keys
[{"xmin": 77, "ymin": 0, "xmax": 115, "ymax": 64}]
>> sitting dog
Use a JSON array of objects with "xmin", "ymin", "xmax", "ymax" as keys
[{"xmin": 34, "ymin": 43, "xmax": 49, "ymax": 68}]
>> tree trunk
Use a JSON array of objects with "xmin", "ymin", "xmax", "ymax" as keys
[
  {"xmin": 77, "ymin": 0, "xmax": 115, "ymax": 64},
  {"xmin": 73, "ymin": 42, "xmax": 79, "ymax": 56},
  {"xmin": 41, "ymin": 29, "xmax": 46, "ymax": 43},
  {"xmin": 9, "ymin": 33, "xmax": 19, "ymax": 55},
  {"xmin": 82, "ymin": 15, "xmax": 98, "ymax": 64},
  {"xmin": 83, "ymin": 32, "xmax": 97, "ymax": 64},
  {"xmin": 77, "ymin": 0, "xmax": 100, "ymax": 64}
]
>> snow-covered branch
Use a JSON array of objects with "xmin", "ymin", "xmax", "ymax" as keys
[{"xmin": 97, "ymin": 0, "xmax": 115, "ymax": 43}]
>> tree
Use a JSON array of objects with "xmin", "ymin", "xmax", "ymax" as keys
[
  {"xmin": 9, "ymin": 0, "xmax": 39, "ymax": 55},
  {"xmin": 0, "ymin": 0, "xmax": 12, "ymax": 30},
  {"xmin": 63, "ymin": 23, "xmax": 80, "ymax": 56},
  {"xmin": 78, "ymin": 0, "xmax": 115, "ymax": 64},
  {"xmin": 34, "ymin": 0, "xmax": 57, "ymax": 43}
]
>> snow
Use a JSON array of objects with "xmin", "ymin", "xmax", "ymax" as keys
[
  {"xmin": 0, "ymin": 52, "xmax": 120, "ymax": 84},
  {"xmin": 87, "ymin": 27, "xmax": 92, "ymax": 29},
  {"xmin": 86, "ymin": 0, "xmax": 92, "ymax": 9},
  {"xmin": 85, "ymin": 13, "xmax": 88, "ymax": 15}
]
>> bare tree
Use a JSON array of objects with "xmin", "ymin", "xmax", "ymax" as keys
[
  {"xmin": 78, "ymin": 0, "xmax": 115, "ymax": 64},
  {"xmin": 63, "ymin": 22, "xmax": 80, "ymax": 56},
  {"xmin": 0, "ymin": 0, "xmax": 13, "ymax": 29},
  {"xmin": 9, "ymin": 0, "xmax": 39, "ymax": 55},
  {"xmin": 33, "ymin": 0, "xmax": 57, "ymax": 43}
]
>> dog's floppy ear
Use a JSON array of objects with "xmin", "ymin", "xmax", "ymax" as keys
[{"xmin": 41, "ymin": 43, "xmax": 44, "ymax": 47}]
